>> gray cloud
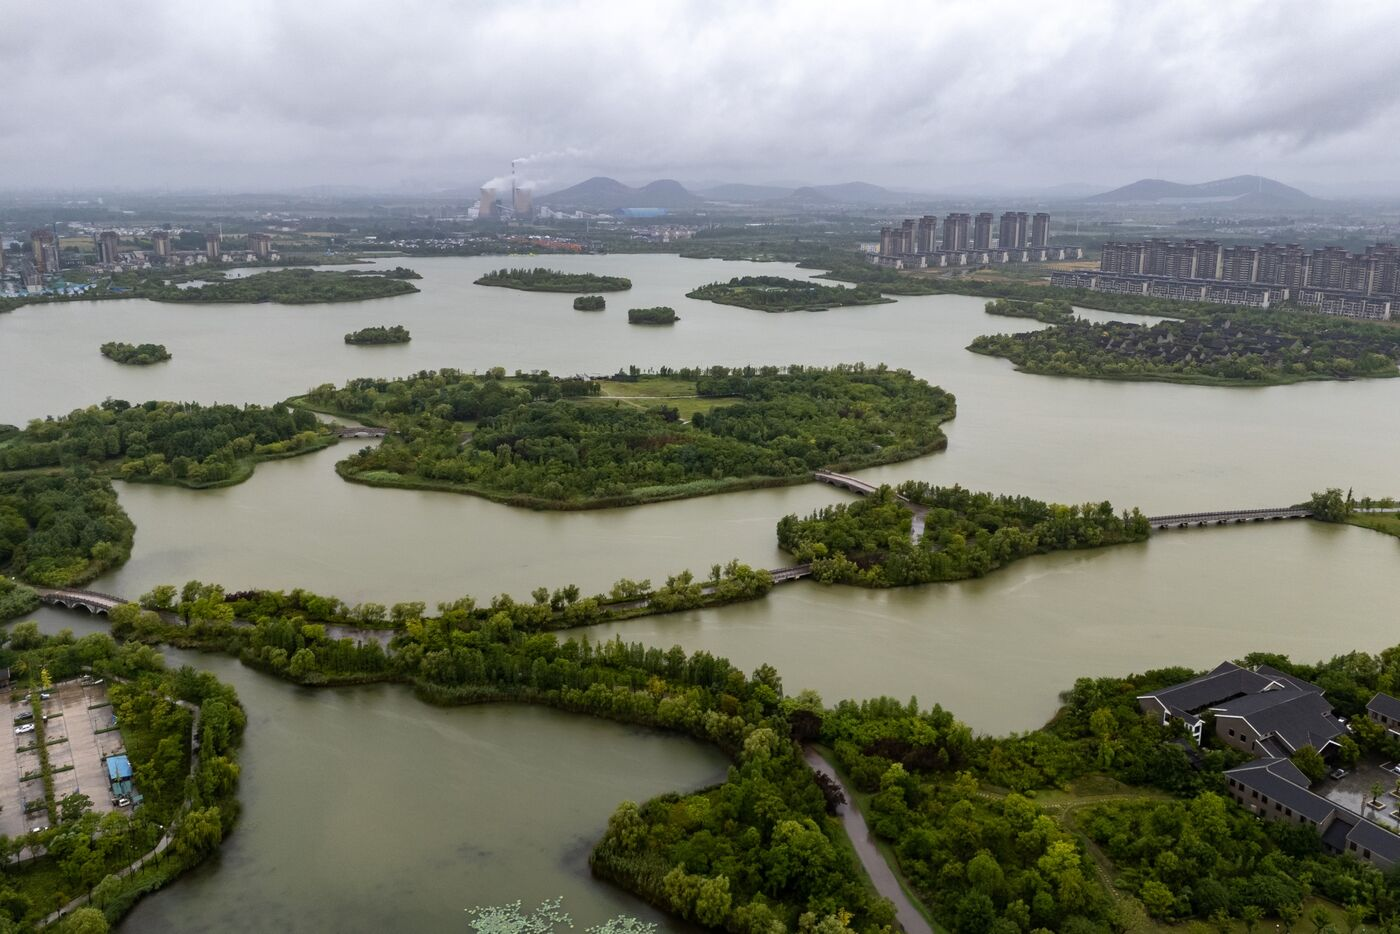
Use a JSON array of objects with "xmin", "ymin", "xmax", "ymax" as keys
[{"xmin": 4, "ymin": 0, "xmax": 1399, "ymax": 194}]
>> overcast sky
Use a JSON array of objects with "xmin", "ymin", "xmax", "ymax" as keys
[{"xmin": 5, "ymin": 0, "xmax": 1399, "ymax": 196}]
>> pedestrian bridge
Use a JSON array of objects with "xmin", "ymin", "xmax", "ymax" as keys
[
  {"xmin": 35, "ymin": 588, "xmax": 127, "ymax": 615},
  {"xmin": 335, "ymin": 426, "xmax": 388, "ymax": 439},
  {"xmin": 814, "ymin": 470, "xmax": 1318, "ymax": 537},
  {"xmin": 1146, "ymin": 508, "xmax": 1313, "ymax": 529}
]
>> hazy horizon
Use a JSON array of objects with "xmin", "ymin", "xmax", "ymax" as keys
[{"xmin": 6, "ymin": 0, "xmax": 1400, "ymax": 197}]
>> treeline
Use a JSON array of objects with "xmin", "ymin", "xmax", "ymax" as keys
[
  {"xmin": 474, "ymin": 268, "xmax": 632, "ymax": 292},
  {"xmin": 344, "ymin": 324, "xmax": 411, "ymax": 344},
  {"xmin": 984, "ymin": 298, "xmax": 1075, "ymax": 324},
  {"xmin": 138, "ymin": 268, "xmax": 420, "ymax": 304},
  {"xmin": 100, "ymin": 342, "xmax": 171, "ymax": 365},
  {"xmin": 778, "ymin": 484, "xmax": 1149, "ymax": 586},
  {"xmin": 0, "ymin": 625, "xmax": 244, "ymax": 930},
  {"xmin": 96, "ymin": 594, "xmax": 890, "ymax": 930},
  {"xmin": 315, "ymin": 365, "xmax": 955, "ymax": 508},
  {"xmin": 301, "ymin": 369, "xmax": 598, "ymax": 425},
  {"xmin": 0, "ymin": 398, "xmax": 332, "ymax": 487},
  {"xmin": 0, "ymin": 576, "xmax": 39, "ymax": 622},
  {"xmin": 573, "ymin": 295, "xmax": 606, "ymax": 310},
  {"xmin": 969, "ymin": 311, "xmax": 1400, "ymax": 384},
  {"xmin": 0, "ymin": 473, "xmax": 134, "ymax": 586},
  {"xmin": 128, "ymin": 560, "xmax": 775, "ymax": 645},
  {"xmin": 627, "ymin": 306, "xmax": 678, "ymax": 325},
  {"xmin": 805, "ymin": 641, "xmax": 1400, "ymax": 932},
  {"xmin": 686, "ymin": 275, "xmax": 892, "ymax": 312},
  {"xmin": 42, "ymin": 551, "xmax": 1400, "ymax": 930},
  {"xmin": 348, "ymin": 266, "xmax": 421, "ymax": 279},
  {"xmin": 822, "ymin": 698, "xmax": 1119, "ymax": 933}
]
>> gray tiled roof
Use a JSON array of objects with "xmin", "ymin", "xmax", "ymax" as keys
[
  {"xmin": 1228, "ymin": 758, "xmax": 1400, "ymax": 866},
  {"xmin": 1227, "ymin": 758, "xmax": 1334, "ymax": 822},
  {"xmin": 1139, "ymin": 662, "xmax": 1271, "ymax": 717},
  {"xmin": 1346, "ymin": 817, "xmax": 1400, "ymax": 864},
  {"xmin": 1368, "ymin": 693, "xmax": 1400, "ymax": 722},
  {"xmin": 1215, "ymin": 690, "xmax": 1345, "ymax": 754}
]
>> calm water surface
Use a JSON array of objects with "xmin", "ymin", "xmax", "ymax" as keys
[
  {"xmin": 5, "ymin": 254, "xmax": 1400, "ymax": 926},
  {"xmin": 30, "ymin": 608, "xmax": 727, "ymax": 933}
]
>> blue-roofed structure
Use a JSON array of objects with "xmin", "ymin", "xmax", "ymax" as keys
[{"xmin": 106, "ymin": 754, "xmax": 132, "ymax": 782}]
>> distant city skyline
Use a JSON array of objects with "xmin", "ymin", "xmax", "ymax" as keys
[{"xmin": 6, "ymin": 1, "xmax": 1400, "ymax": 196}]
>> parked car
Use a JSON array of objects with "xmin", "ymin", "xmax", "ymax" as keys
[
  {"xmin": 1330, "ymin": 767, "xmax": 1349, "ymax": 780},
  {"xmin": 12, "ymin": 712, "xmax": 33, "ymax": 723},
  {"xmin": 14, "ymin": 724, "xmax": 34, "ymax": 735}
]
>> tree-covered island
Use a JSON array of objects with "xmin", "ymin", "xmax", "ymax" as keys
[
  {"xmin": 474, "ymin": 267, "xmax": 632, "ymax": 292},
  {"xmin": 99, "ymin": 342, "xmax": 171, "ymax": 366},
  {"xmin": 573, "ymin": 295, "xmax": 607, "ymax": 310},
  {"xmin": 0, "ymin": 399, "xmax": 336, "ymax": 489},
  {"xmin": 138, "ymin": 268, "xmax": 420, "ymax": 304},
  {"xmin": 969, "ymin": 309, "xmax": 1400, "ymax": 384},
  {"xmin": 0, "ymin": 474, "xmax": 134, "ymax": 587},
  {"xmin": 686, "ymin": 275, "xmax": 894, "ymax": 312},
  {"xmin": 778, "ymin": 483, "xmax": 1150, "ymax": 585},
  {"xmin": 297, "ymin": 364, "xmax": 956, "ymax": 508},
  {"xmin": 627, "ymin": 306, "xmax": 678, "ymax": 325},
  {"xmin": 344, "ymin": 325, "xmax": 411, "ymax": 345}
]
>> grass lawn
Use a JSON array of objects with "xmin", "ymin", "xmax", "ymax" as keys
[
  {"xmin": 1348, "ymin": 513, "xmax": 1400, "ymax": 539},
  {"xmin": 596, "ymin": 377, "xmax": 700, "ymax": 397}
]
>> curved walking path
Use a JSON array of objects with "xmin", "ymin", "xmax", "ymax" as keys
[{"xmin": 803, "ymin": 747, "xmax": 933, "ymax": 934}]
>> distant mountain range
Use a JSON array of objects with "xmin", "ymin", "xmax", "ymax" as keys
[
  {"xmin": 537, "ymin": 177, "xmax": 922, "ymax": 209},
  {"xmin": 1082, "ymin": 175, "xmax": 1323, "ymax": 210},
  {"xmin": 537, "ymin": 177, "xmax": 702, "ymax": 210},
  {"xmin": 536, "ymin": 173, "xmax": 1327, "ymax": 212}
]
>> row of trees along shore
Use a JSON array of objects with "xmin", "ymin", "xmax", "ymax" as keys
[
  {"xmin": 0, "ymin": 399, "xmax": 334, "ymax": 487},
  {"xmin": 31, "ymin": 574, "xmax": 1400, "ymax": 934}
]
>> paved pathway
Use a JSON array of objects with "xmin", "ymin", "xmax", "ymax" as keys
[
  {"xmin": 39, "ymin": 700, "xmax": 201, "ymax": 928},
  {"xmin": 802, "ymin": 748, "xmax": 933, "ymax": 934}
]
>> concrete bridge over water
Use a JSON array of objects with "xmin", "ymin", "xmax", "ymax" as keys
[
  {"xmin": 812, "ymin": 470, "xmax": 1321, "ymax": 535},
  {"xmin": 334, "ymin": 426, "xmax": 389, "ymax": 439}
]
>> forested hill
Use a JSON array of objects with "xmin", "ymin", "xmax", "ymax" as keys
[{"xmin": 301, "ymin": 365, "xmax": 956, "ymax": 508}]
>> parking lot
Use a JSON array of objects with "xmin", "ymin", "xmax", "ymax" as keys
[{"xmin": 0, "ymin": 678, "xmax": 126, "ymax": 837}]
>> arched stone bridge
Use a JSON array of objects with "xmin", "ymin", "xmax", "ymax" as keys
[
  {"xmin": 34, "ymin": 588, "xmax": 127, "ymax": 615},
  {"xmin": 334, "ymin": 426, "xmax": 389, "ymax": 439}
]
